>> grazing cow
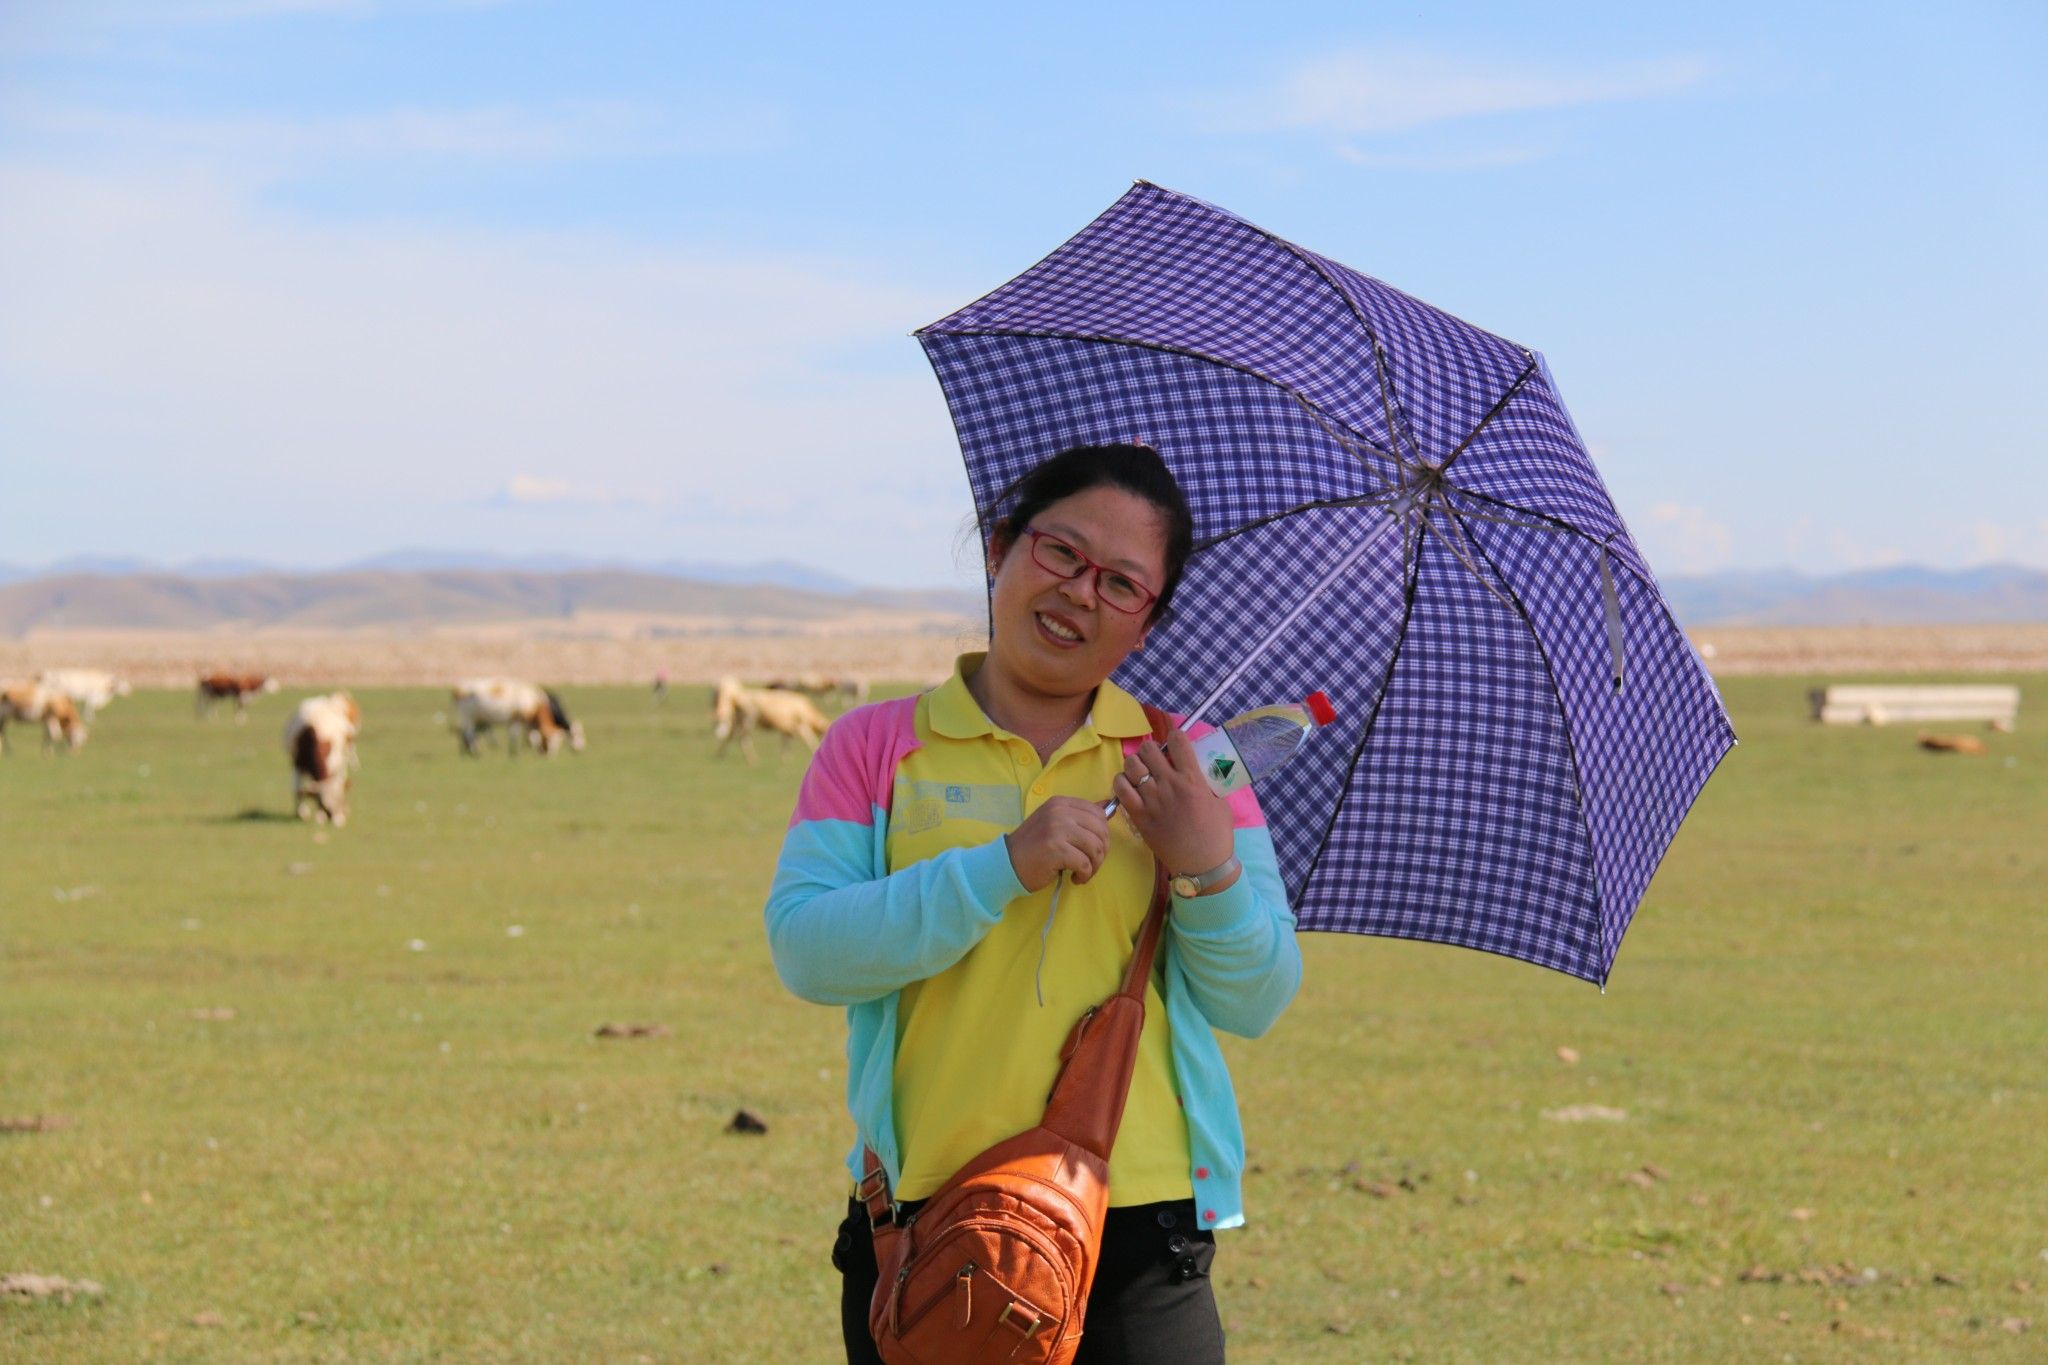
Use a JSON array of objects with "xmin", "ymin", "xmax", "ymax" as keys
[
  {"xmin": 712, "ymin": 676, "xmax": 828, "ymax": 764},
  {"xmin": 37, "ymin": 668, "xmax": 131, "ymax": 723},
  {"xmin": 196, "ymin": 672, "xmax": 281, "ymax": 722},
  {"xmin": 764, "ymin": 673, "xmax": 869, "ymax": 709},
  {"xmin": 0, "ymin": 683, "xmax": 87, "ymax": 755},
  {"xmin": 450, "ymin": 678, "xmax": 585, "ymax": 757},
  {"xmin": 284, "ymin": 692, "xmax": 360, "ymax": 825}
]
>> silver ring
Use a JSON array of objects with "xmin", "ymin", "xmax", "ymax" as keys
[{"xmin": 1135, "ymin": 773, "xmax": 1154, "ymax": 787}]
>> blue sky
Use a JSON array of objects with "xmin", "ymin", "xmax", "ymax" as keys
[{"xmin": 2, "ymin": 0, "xmax": 2042, "ymax": 588}]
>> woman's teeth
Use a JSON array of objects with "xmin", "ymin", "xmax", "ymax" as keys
[{"xmin": 1037, "ymin": 613, "xmax": 1081, "ymax": 642}]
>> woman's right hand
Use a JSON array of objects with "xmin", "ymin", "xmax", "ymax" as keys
[{"xmin": 1004, "ymin": 796, "xmax": 1112, "ymax": 891}]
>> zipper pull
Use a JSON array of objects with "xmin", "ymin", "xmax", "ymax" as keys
[
  {"xmin": 888, "ymin": 1263, "xmax": 911, "ymax": 1335},
  {"xmin": 955, "ymin": 1261, "xmax": 976, "ymax": 1328}
]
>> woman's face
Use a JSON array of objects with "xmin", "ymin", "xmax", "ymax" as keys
[{"xmin": 985, "ymin": 484, "xmax": 1171, "ymax": 703}]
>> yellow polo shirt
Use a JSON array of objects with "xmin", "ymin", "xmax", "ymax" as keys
[{"xmin": 888, "ymin": 655, "xmax": 1192, "ymax": 1205}]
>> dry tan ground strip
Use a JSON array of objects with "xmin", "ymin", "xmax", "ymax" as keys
[{"xmin": 3, "ymin": 622, "xmax": 2045, "ymax": 689}]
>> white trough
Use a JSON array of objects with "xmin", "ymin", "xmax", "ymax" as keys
[{"xmin": 1808, "ymin": 684, "xmax": 2020, "ymax": 727}]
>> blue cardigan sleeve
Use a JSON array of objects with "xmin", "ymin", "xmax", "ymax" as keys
[
  {"xmin": 1163, "ymin": 825, "xmax": 1300, "ymax": 1038},
  {"xmin": 763, "ymin": 715, "xmax": 1028, "ymax": 1007}
]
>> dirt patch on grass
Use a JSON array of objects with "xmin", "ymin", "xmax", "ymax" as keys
[{"xmin": 1, "ymin": 1274, "xmax": 103, "ymax": 1303}]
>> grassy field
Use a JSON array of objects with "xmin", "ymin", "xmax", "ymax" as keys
[{"xmin": 3, "ymin": 677, "xmax": 2043, "ymax": 1362}]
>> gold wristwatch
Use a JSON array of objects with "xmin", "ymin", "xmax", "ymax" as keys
[{"xmin": 1169, "ymin": 855, "xmax": 1241, "ymax": 899}]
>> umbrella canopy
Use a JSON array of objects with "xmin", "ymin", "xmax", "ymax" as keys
[{"xmin": 917, "ymin": 182, "xmax": 1734, "ymax": 986}]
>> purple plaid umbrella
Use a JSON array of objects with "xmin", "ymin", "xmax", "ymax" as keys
[{"xmin": 917, "ymin": 182, "xmax": 1735, "ymax": 986}]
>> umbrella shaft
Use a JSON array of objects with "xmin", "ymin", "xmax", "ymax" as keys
[
  {"xmin": 1101, "ymin": 512, "xmax": 1400, "ymax": 817},
  {"xmin": 1181, "ymin": 513, "xmax": 1401, "ymax": 728}
]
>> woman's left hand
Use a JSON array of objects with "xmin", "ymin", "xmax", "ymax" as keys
[{"xmin": 1110, "ymin": 729, "xmax": 1236, "ymax": 879}]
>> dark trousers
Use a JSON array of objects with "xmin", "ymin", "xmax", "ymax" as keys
[{"xmin": 833, "ymin": 1197, "xmax": 1225, "ymax": 1364}]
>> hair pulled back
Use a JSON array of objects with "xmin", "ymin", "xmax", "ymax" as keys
[{"xmin": 988, "ymin": 443, "xmax": 1195, "ymax": 622}]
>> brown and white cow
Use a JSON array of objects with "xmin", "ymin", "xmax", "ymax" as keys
[
  {"xmin": 196, "ymin": 672, "xmax": 281, "ymax": 722},
  {"xmin": 450, "ymin": 678, "xmax": 585, "ymax": 757},
  {"xmin": 712, "ymin": 676, "xmax": 828, "ymax": 764},
  {"xmin": 284, "ymin": 692, "xmax": 360, "ymax": 825},
  {"xmin": 37, "ymin": 668, "xmax": 131, "ymax": 723},
  {"xmin": 0, "ymin": 682, "xmax": 87, "ymax": 755}
]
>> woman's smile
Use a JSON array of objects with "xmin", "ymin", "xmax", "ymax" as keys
[{"xmin": 1033, "ymin": 608, "xmax": 1086, "ymax": 646}]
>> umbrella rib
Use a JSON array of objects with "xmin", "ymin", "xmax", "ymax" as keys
[
  {"xmin": 1426, "ymin": 495, "xmax": 1522, "ymax": 619},
  {"xmin": 1438, "ymin": 354, "xmax": 1539, "ymax": 471},
  {"xmin": 1288, "ymin": 390, "xmax": 1410, "ymax": 482},
  {"xmin": 1294, "ymin": 513, "xmax": 1429, "ymax": 909},
  {"xmin": 1453, "ymin": 512, "xmax": 1612, "ymax": 981},
  {"xmin": 1440, "ymin": 485, "xmax": 1624, "ymax": 551},
  {"xmin": 920, "ymin": 325, "xmax": 1401, "ymax": 465},
  {"xmin": 1249, "ymin": 236, "xmax": 1427, "ymax": 468},
  {"xmin": 1192, "ymin": 490, "xmax": 1406, "ymax": 555}
]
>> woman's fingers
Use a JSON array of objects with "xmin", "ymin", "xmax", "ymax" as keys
[
  {"xmin": 1061, "ymin": 829, "xmax": 1107, "ymax": 883},
  {"xmin": 1111, "ymin": 772, "xmax": 1146, "ymax": 815}
]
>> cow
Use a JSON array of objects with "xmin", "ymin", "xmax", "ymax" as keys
[
  {"xmin": 712, "ymin": 676, "xmax": 828, "ymax": 764},
  {"xmin": 37, "ymin": 668, "xmax": 131, "ymax": 723},
  {"xmin": 196, "ymin": 672, "xmax": 281, "ymax": 722},
  {"xmin": 449, "ymin": 678, "xmax": 585, "ymax": 757},
  {"xmin": 764, "ymin": 673, "xmax": 869, "ymax": 710},
  {"xmin": 284, "ymin": 692, "xmax": 360, "ymax": 826},
  {"xmin": 0, "ymin": 683, "xmax": 87, "ymax": 755}
]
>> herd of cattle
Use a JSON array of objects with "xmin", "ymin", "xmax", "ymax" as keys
[{"xmin": 2, "ymin": 667, "xmax": 866, "ymax": 828}]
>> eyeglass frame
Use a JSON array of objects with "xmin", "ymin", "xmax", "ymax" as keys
[{"xmin": 1017, "ymin": 527, "xmax": 1161, "ymax": 616}]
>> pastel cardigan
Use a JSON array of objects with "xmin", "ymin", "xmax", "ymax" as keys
[{"xmin": 763, "ymin": 695, "xmax": 1301, "ymax": 1230}]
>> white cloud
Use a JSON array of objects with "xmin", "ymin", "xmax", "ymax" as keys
[
  {"xmin": 1643, "ymin": 501, "xmax": 1733, "ymax": 574},
  {"xmin": 1967, "ymin": 520, "xmax": 2009, "ymax": 562},
  {"xmin": 499, "ymin": 475, "xmax": 653, "ymax": 508},
  {"xmin": 0, "ymin": 161, "xmax": 970, "ymax": 582},
  {"xmin": 1823, "ymin": 529, "xmax": 1905, "ymax": 572},
  {"xmin": 7, "ymin": 98, "xmax": 784, "ymax": 164},
  {"xmin": 1333, "ymin": 141, "xmax": 1554, "ymax": 172},
  {"xmin": 1198, "ymin": 45, "xmax": 1712, "ymax": 137}
]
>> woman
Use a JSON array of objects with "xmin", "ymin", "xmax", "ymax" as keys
[{"xmin": 765, "ymin": 443, "xmax": 1301, "ymax": 1363}]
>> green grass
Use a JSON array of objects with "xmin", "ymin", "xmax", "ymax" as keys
[{"xmin": 2, "ymin": 678, "xmax": 2044, "ymax": 1362}]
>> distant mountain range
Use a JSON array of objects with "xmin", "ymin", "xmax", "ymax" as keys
[
  {"xmin": 0, "ymin": 566, "xmax": 978, "ymax": 637},
  {"xmin": 0, "ymin": 555, "xmax": 2041, "ymax": 633},
  {"xmin": 1656, "ymin": 564, "xmax": 2048, "ymax": 627},
  {"xmin": 0, "ymin": 551, "xmax": 867, "ymax": 595}
]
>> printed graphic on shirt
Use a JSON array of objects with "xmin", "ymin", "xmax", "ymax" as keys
[{"xmin": 891, "ymin": 779, "xmax": 1024, "ymax": 837}]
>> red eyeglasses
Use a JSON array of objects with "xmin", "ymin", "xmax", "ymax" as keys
[{"xmin": 1021, "ymin": 528, "xmax": 1160, "ymax": 615}]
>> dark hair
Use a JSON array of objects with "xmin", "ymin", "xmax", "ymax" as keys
[{"xmin": 988, "ymin": 443, "xmax": 1195, "ymax": 621}]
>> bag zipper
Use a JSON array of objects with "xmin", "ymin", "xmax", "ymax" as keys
[{"xmin": 889, "ymin": 1220, "xmax": 1068, "ymax": 1340}]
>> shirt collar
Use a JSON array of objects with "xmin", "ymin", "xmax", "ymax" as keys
[{"xmin": 928, "ymin": 653, "xmax": 1152, "ymax": 742}]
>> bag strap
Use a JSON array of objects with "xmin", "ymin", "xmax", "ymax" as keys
[{"xmin": 1114, "ymin": 703, "xmax": 1178, "ymax": 1000}]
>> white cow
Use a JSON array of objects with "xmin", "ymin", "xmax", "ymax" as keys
[
  {"xmin": 450, "ymin": 678, "xmax": 584, "ymax": 757},
  {"xmin": 712, "ymin": 676, "xmax": 828, "ymax": 764},
  {"xmin": 1, "ymin": 682, "xmax": 87, "ymax": 755},
  {"xmin": 284, "ymin": 692, "xmax": 360, "ymax": 825},
  {"xmin": 38, "ymin": 668, "xmax": 131, "ymax": 723}
]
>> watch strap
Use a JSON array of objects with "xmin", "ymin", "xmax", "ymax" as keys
[{"xmin": 1171, "ymin": 854, "xmax": 1241, "ymax": 897}]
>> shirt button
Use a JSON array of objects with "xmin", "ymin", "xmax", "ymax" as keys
[
  {"xmin": 1195, "ymin": 1167, "xmax": 1209, "ymax": 1179},
  {"xmin": 1155, "ymin": 1209, "xmax": 1177, "ymax": 1229},
  {"xmin": 1202, "ymin": 1209, "xmax": 1217, "ymax": 1223}
]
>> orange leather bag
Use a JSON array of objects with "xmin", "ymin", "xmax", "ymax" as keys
[{"xmin": 858, "ymin": 706, "xmax": 1177, "ymax": 1365}]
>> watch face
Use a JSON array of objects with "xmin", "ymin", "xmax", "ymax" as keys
[{"xmin": 1171, "ymin": 875, "xmax": 1198, "ymax": 898}]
